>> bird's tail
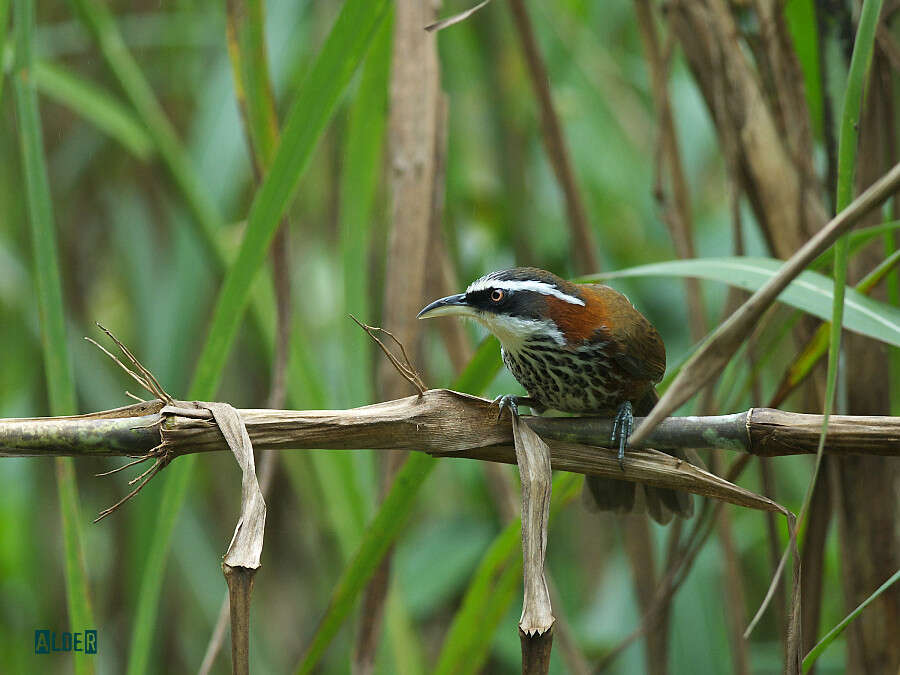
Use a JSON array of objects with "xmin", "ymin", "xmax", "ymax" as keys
[{"xmin": 584, "ymin": 390, "xmax": 694, "ymax": 524}]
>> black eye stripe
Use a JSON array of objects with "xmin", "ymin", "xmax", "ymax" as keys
[{"xmin": 466, "ymin": 287, "xmax": 547, "ymax": 319}]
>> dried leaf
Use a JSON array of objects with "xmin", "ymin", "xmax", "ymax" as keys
[
  {"xmin": 511, "ymin": 414, "xmax": 554, "ymax": 636},
  {"xmin": 201, "ymin": 402, "xmax": 266, "ymax": 569}
]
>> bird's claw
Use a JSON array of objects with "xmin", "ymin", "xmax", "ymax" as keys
[
  {"xmin": 611, "ymin": 401, "xmax": 634, "ymax": 471},
  {"xmin": 493, "ymin": 394, "xmax": 520, "ymax": 420}
]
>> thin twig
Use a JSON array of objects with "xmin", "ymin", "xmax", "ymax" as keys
[
  {"xmin": 86, "ymin": 324, "xmax": 173, "ymax": 404},
  {"xmin": 93, "ymin": 455, "xmax": 166, "ymax": 523},
  {"xmin": 94, "ymin": 454, "xmax": 152, "ymax": 478},
  {"xmin": 85, "ymin": 338, "xmax": 155, "ymax": 398},
  {"xmin": 95, "ymin": 322, "xmax": 172, "ymax": 403},
  {"xmin": 350, "ymin": 315, "xmax": 427, "ymax": 394},
  {"xmin": 426, "ymin": 0, "xmax": 492, "ymax": 32}
]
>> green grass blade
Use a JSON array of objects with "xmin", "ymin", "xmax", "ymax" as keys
[
  {"xmin": 784, "ymin": 0, "xmax": 822, "ymax": 136},
  {"xmin": 32, "ymin": 60, "xmax": 153, "ymax": 159},
  {"xmin": 803, "ymin": 568, "xmax": 900, "ymax": 671},
  {"xmin": 227, "ymin": 0, "xmax": 374, "ymax": 561},
  {"xmin": 226, "ymin": 0, "xmax": 279, "ymax": 168},
  {"xmin": 189, "ymin": 0, "xmax": 391, "ymax": 397},
  {"xmin": 125, "ymin": 2, "xmax": 391, "ymax": 673},
  {"xmin": 587, "ymin": 257, "xmax": 900, "ymax": 347},
  {"xmin": 811, "ymin": 220, "xmax": 900, "ymax": 269},
  {"xmin": 434, "ymin": 473, "xmax": 583, "ymax": 674},
  {"xmin": 884, "ymin": 232, "xmax": 900, "ymax": 408},
  {"xmin": 54, "ymin": 460, "xmax": 97, "ymax": 675},
  {"xmin": 13, "ymin": 1, "xmax": 94, "ymax": 673},
  {"xmin": 293, "ymin": 343, "xmax": 502, "ymax": 674},
  {"xmin": 340, "ymin": 12, "xmax": 392, "ymax": 405},
  {"xmin": 804, "ymin": 0, "xmax": 883, "ymax": 528},
  {"xmin": 316, "ymin": 13, "xmax": 394, "ymax": 556},
  {"xmin": 793, "ymin": 0, "xmax": 884, "ymax": 652},
  {"xmin": 745, "ymin": 0, "xmax": 884, "ymax": 647},
  {"xmin": 823, "ymin": 0, "xmax": 884, "ymax": 417},
  {"xmin": 0, "ymin": 0, "xmax": 9, "ymax": 104},
  {"xmin": 824, "ymin": 0, "xmax": 884, "ymax": 394}
]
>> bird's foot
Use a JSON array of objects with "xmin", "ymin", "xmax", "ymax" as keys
[
  {"xmin": 492, "ymin": 394, "xmax": 522, "ymax": 420},
  {"xmin": 492, "ymin": 394, "xmax": 541, "ymax": 420},
  {"xmin": 610, "ymin": 401, "xmax": 634, "ymax": 471}
]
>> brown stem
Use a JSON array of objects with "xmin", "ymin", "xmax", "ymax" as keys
[
  {"xmin": 7, "ymin": 397, "xmax": 900, "ymax": 461},
  {"xmin": 201, "ymin": 3, "xmax": 289, "ymax": 671},
  {"xmin": 633, "ymin": 0, "xmax": 705, "ymax": 341},
  {"xmin": 622, "ymin": 515, "xmax": 668, "ymax": 674},
  {"xmin": 709, "ymin": 454, "xmax": 750, "ymax": 675},
  {"xmin": 758, "ymin": 458, "xmax": 786, "ymax": 639},
  {"xmin": 520, "ymin": 626, "xmax": 554, "ymax": 675},
  {"xmin": 506, "ymin": 0, "xmax": 598, "ymax": 274},
  {"xmin": 356, "ymin": 0, "xmax": 442, "ymax": 668},
  {"xmin": 223, "ymin": 564, "xmax": 257, "ymax": 675}
]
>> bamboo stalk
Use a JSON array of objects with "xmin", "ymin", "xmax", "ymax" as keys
[{"xmin": 3, "ymin": 391, "xmax": 898, "ymax": 461}]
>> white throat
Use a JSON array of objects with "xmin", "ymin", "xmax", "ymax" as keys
[{"xmin": 475, "ymin": 314, "xmax": 564, "ymax": 354}]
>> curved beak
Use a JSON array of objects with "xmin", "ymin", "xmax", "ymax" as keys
[{"xmin": 417, "ymin": 293, "xmax": 473, "ymax": 319}]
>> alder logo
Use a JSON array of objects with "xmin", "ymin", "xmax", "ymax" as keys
[{"xmin": 34, "ymin": 629, "xmax": 97, "ymax": 655}]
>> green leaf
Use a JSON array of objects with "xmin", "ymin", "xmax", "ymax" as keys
[
  {"xmin": 803, "ymin": 568, "xmax": 900, "ymax": 671},
  {"xmin": 13, "ymin": 1, "xmax": 94, "ymax": 673},
  {"xmin": 125, "ymin": 2, "xmax": 391, "ymax": 673},
  {"xmin": 588, "ymin": 256, "xmax": 900, "ymax": 347}
]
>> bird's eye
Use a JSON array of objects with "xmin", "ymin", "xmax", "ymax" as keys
[{"xmin": 490, "ymin": 289, "xmax": 504, "ymax": 303}]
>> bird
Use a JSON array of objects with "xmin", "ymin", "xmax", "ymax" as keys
[{"xmin": 417, "ymin": 266, "xmax": 693, "ymax": 524}]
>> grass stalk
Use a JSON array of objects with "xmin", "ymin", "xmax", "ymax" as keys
[
  {"xmin": 13, "ymin": 1, "xmax": 95, "ymax": 673},
  {"xmin": 744, "ymin": 0, "xmax": 885, "ymax": 656}
]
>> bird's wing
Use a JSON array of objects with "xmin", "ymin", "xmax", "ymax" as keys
[{"xmin": 588, "ymin": 284, "xmax": 666, "ymax": 383}]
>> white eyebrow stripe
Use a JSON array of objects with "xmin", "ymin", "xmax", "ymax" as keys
[{"xmin": 465, "ymin": 278, "xmax": 585, "ymax": 306}]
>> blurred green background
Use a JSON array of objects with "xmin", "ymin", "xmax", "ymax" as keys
[{"xmin": 0, "ymin": 0, "xmax": 880, "ymax": 672}]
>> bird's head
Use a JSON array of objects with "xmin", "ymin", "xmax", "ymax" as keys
[{"xmin": 417, "ymin": 267, "xmax": 586, "ymax": 352}]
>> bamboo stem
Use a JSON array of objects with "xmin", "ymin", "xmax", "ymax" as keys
[{"xmin": 3, "ymin": 392, "xmax": 898, "ymax": 460}]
